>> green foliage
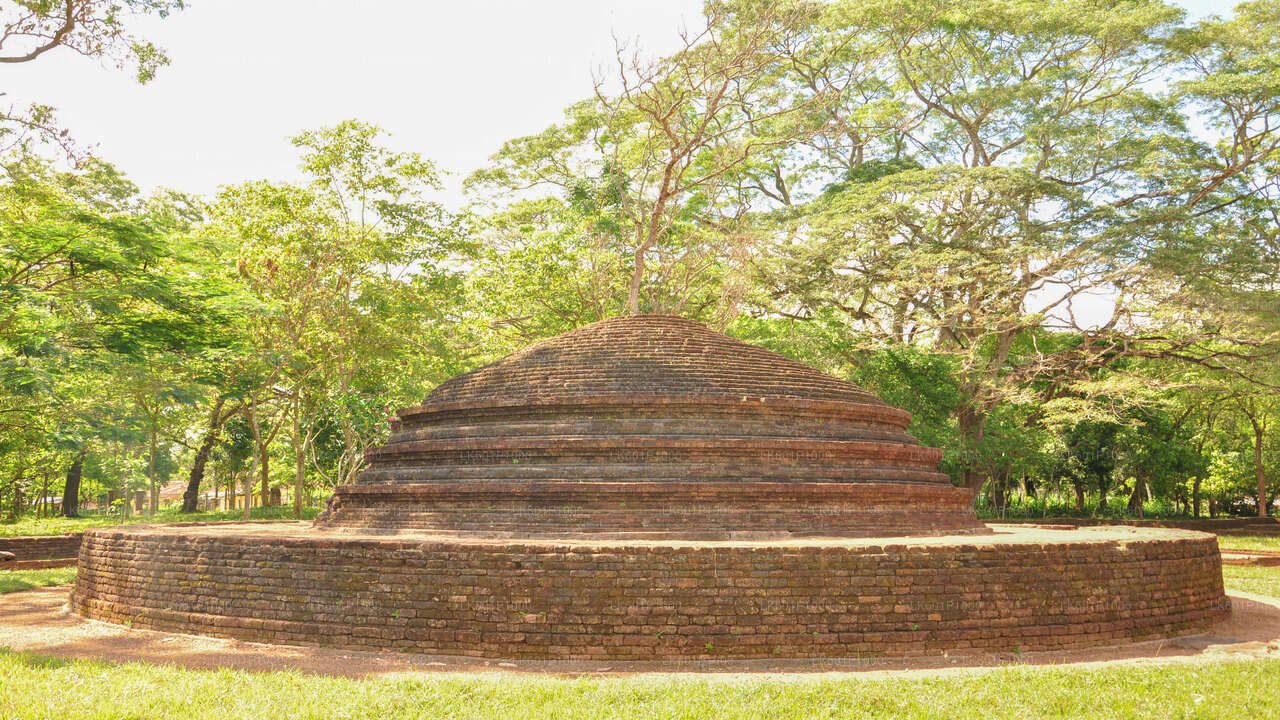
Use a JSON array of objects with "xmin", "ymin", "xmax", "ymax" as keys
[
  {"xmin": 207, "ymin": 120, "xmax": 471, "ymax": 502},
  {"xmin": 745, "ymin": 0, "xmax": 1280, "ymax": 492},
  {"xmin": 0, "ymin": 505, "xmax": 319, "ymax": 537},
  {"xmin": 3, "ymin": 1, "xmax": 1280, "ymax": 522},
  {"xmin": 0, "ymin": 567, "xmax": 76, "ymax": 594},
  {"xmin": 0, "ymin": 152, "xmax": 235, "ymax": 517},
  {"xmin": 0, "ymin": 0, "xmax": 186, "ymax": 156}
]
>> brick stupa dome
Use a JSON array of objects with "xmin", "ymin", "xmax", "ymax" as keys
[
  {"xmin": 73, "ymin": 314, "xmax": 1230, "ymax": 662},
  {"xmin": 317, "ymin": 315, "xmax": 984, "ymax": 537}
]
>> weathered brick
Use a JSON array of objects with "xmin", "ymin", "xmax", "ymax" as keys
[
  {"xmin": 67, "ymin": 317, "xmax": 1235, "ymax": 661},
  {"xmin": 70, "ymin": 523, "xmax": 1231, "ymax": 661}
]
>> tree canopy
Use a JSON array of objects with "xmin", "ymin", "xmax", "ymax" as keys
[{"xmin": 2, "ymin": 0, "xmax": 1278, "ymax": 521}]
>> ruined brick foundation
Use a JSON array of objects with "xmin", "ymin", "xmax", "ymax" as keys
[
  {"xmin": 70, "ymin": 316, "xmax": 1233, "ymax": 660},
  {"xmin": 71, "ymin": 523, "xmax": 1229, "ymax": 660}
]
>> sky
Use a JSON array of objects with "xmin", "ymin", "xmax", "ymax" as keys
[
  {"xmin": 5, "ymin": 0, "xmax": 1229, "ymax": 207},
  {"xmin": 6, "ymin": 0, "xmax": 702, "ymax": 205}
]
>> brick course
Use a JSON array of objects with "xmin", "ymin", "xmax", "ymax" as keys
[
  {"xmin": 347, "ymin": 316, "xmax": 983, "ymax": 537},
  {"xmin": 318, "ymin": 482, "xmax": 985, "ymax": 538},
  {"xmin": 67, "ymin": 317, "xmax": 1234, "ymax": 659},
  {"xmin": 0, "ymin": 533, "xmax": 82, "ymax": 561},
  {"xmin": 71, "ymin": 524, "xmax": 1230, "ymax": 660}
]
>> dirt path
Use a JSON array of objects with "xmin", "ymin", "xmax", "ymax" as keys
[{"xmin": 1, "ymin": 587, "xmax": 1277, "ymax": 679}]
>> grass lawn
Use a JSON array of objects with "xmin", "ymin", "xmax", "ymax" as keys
[
  {"xmin": 0, "ymin": 651, "xmax": 1276, "ymax": 720},
  {"xmin": 0, "ymin": 506, "xmax": 320, "ymax": 537},
  {"xmin": 1216, "ymin": 535, "xmax": 1280, "ymax": 552},
  {"xmin": 0, "ymin": 568, "xmax": 77, "ymax": 594},
  {"xmin": 1222, "ymin": 566, "xmax": 1280, "ymax": 598},
  {"xmin": 1216, "ymin": 534, "xmax": 1280, "ymax": 597}
]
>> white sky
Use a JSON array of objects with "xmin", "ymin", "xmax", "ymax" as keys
[
  {"xmin": 5, "ymin": 0, "xmax": 1225, "ymax": 208},
  {"xmin": 5, "ymin": 0, "xmax": 702, "ymax": 205}
]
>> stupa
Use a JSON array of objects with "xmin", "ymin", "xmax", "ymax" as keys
[
  {"xmin": 315, "ymin": 315, "xmax": 984, "ymax": 538},
  {"xmin": 72, "ymin": 315, "xmax": 1230, "ymax": 661}
]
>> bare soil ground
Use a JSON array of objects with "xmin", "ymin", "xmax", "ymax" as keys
[{"xmin": 0, "ymin": 586, "xmax": 1277, "ymax": 679}]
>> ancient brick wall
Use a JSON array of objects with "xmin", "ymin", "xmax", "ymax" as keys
[
  {"xmin": 64, "ymin": 318, "xmax": 1237, "ymax": 660},
  {"xmin": 368, "ymin": 396, "xmax": 949, "ymax": 489},
  {"xmin": 72, "ymin": 525, "xmax": 1230, "ymax": 660},
  {"xmin": 423, "ymin": 315, "xmax": 891, "ymax": 406},
  {"xmin": 0, "ymin": 533, "xmax": 82, "ymax": 561},
  {"xmin": 319, "ymin": 481, "xmax": 984, "ymax": 538},
  {"xmin": 345, "ymin": 315, "xmax": 986, "ymax": 538}
]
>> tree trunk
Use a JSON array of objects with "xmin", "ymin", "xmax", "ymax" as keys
[
  {"xmin": 988, "ymin": 470, "xmax": 1007, "ymax": 515},
  {"xmin": 1096, "ymin": 480, "xmax": 1107, "ymax": 516},
  {"xmin": 259, "ymin": 442, "xmax": 271, "ymax": 507},
  {"xmin": 293, "ymin": 394, "xmax": 305, "ymax": 519},
  {"xmin": 1254, "ymin": 424, "xmax": 1268, "ymax": 518},
  {"xmin": 148, "ymin": 427, "xmax": 158, "ymax": 515},
  {"xmin": 246, "ymin": 400, "xmax": 262, "ymax": 521},
  {"xmin": 61, "ymin": 448, "xmax": 85, "ymax": 518},
  {"xmin": 6, "ymin": 470, "xmax": 18, "ymax": 520},
  {"xmin": 1074, "ymin": 483, "xmax": 1085, "ymax": 512},
  {"xmin": 1127, "ymin": 476, "xmax": 1146, "ymax": 518},
  {"xmin": 182, "ymin": 432, "xmax": 217, "ymax": 513},
  {"xmin": 1192, "ymin": 476, "xmax": 1202, "ymax": 518},
  {"xmin": 242, "ymin": 467, "xmax": 254, "ymax": 521},
  {"xmin": 958, "ymin": 407, "xmax": 987, "ymax": 491},
  {"xmin": 627, "ymin": 246, "xmax": 644, "ymax": 315},
  {"xmin": 119, "ymin": 456, "xmax": 131, "ymax": 519},
  {"xmin": 182, "ymin": 398, "xmax": 227, "ymax": 513}
]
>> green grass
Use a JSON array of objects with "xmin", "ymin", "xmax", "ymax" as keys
[
  {"xmin": 0, "ymin": 506, "xmax": 320, "ymax": 537},
  {"xmin": 0, "ymin": 651, "xmax": 1277, "ymax": 719},
  {"xmin": 1216, "ymin": 534, "xmax": 1280, "ymax": 598},
  {"xmin": 1223, "ymin": 566, "xmax": 1280, "ymax": 598},
  {"xmin": 0, "ymin": 567, "xmax": 77, "ymax": 594},
  {"xmin": 1216, "ymin": 535, "xmax": 1280, "ymax": 552}
]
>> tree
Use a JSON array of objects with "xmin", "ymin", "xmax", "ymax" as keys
[
  {"xmin": 757, "ymin": 0, "xmax": 1280, "ymax": 491},
  {"xmin": 1, "ymin": 151, "xmax": 229, "ymax": 517},
  {"xmin": 0, "ymin": 0, "xmax": 184, "ymax": 157},
  {"xmin": 1115, "ymin": 405, "xmax": 1204, "ymax": 517},
  {"xmin": 180, "ymin": 396, "xmax": 238, "ymax": 512},
  {"xmin": 1225, "ymin": 389, "xmax": 1279, "ymax": 517},
  {"xmin": 469, "ymin": 1, "xmax": 844, "ymax": 324},
  {"xmin": 208, "ymin": 120, "xmax": 467, "ymax": 516}
]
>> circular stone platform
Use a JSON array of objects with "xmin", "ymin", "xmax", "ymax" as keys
[
  {"xmin": 71, "ymin": 523, "xmax": 1229, "ymax": 660},
  {"xmin": 71, "ymin": 315, "xmax": 1232, "ymax": 659}
]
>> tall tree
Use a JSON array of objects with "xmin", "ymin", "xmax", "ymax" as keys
[
  {"xmin": 1, "ymin": 152, "xmax": 228, "ymax": 516},
  {"xmin": 209, "ymin": 120, "xmax": 467, "ymax": 516},
  {"xmin": 758, "ymin": 0, "xmax": 1280, "ymax": 490},
  {"xmin": 469, "ymin": 1, "xmax": 845, "ymax": 325}
]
